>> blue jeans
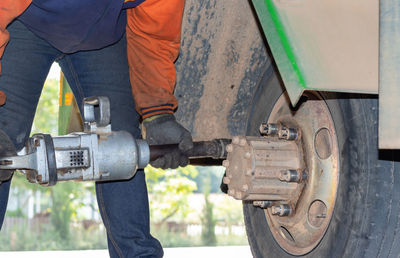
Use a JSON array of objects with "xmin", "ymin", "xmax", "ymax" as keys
[{"xmin": 0, "ymin": 20, "xmax": 163, "ymax": 258}]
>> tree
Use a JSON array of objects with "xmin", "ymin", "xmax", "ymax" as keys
[
  {"xmin": 145, "ymin": 165, "xmax": 198, "ymax": 226},
  {"xmin": 200, "ymin": 177, "xmax": 217, "ymax": 246}
]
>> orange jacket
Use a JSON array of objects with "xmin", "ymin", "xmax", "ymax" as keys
[
  {"xmin": 0, "ymin": 0, "xmax": 184, "ymax": 119},
  {"xmin": 126, "ymin": 0, "xmax": 185, "ymax": 118}
]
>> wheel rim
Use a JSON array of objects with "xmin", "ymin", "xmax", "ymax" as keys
[{"xmin": 264, "ymin": 92, "xmax": 340, "ymax": 255}]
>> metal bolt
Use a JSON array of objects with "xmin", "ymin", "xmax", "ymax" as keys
[
  {"xmin": 278, "ymin": 127, "xmax": 298, "ymax": 141},
  {"xmin": 253, "ymin": 201, "xmax": 272, "ymax": 209},
  {"xmin": 222, "ymin": 160, "xmax": 230, "ymax": 168},
  {"xmin": 244, "ymin": 152, "xmax": 251, "ymax": 159},
  {"xmin": 241, "ymin": 184, "xmax": 249, "ymax": 191},
  {"xmin": 279, "ymin": 169, "xmax": 301, "ymax": 182},
  {"xmin": 226, "ymin": 144, "xmax": 233, "ymax": 153},
  {"xmin": 222, "ymin": 177, "xmax": 231, "ymax": 184},
  {"xmin": 232, "ymin": 136, "xmax": 240, "ymax": 145},
  {"xmin": 271, "ymin": 204, "xmax": 292, "ymax": 216},
  {"xmin": 259, "ymin": 123, "xmax": 279, "ymax": 136}
]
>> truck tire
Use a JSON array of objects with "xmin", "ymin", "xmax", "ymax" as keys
[{"xmin": 243, "ymin": 67, "xmax": 400, "ymax": 257}]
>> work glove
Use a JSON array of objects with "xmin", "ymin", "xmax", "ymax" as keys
[{"xmin": 143, "ymin": 114, "xmax": 193, "ymax": 169}]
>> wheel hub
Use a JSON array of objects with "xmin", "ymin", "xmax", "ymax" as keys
[{"xmin": 224, "ymin": 92, "xmax": 339, "ymax": 255}]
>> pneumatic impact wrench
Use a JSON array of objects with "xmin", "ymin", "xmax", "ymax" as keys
[{"xmin": 0, "ymin": 96, "xmax": 230, "ymax": 186}]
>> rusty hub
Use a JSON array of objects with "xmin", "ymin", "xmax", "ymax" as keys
[
  {"xmin": 265, "ymin": 92, "xmax": 339, "ymax": 255},
  {"xmin": 224, "ymin": 92, "xmax": 339, "ymax": 255},
  {"xmin": 224, "ymin": 135, "xmax": 305, "ymax": 201}
]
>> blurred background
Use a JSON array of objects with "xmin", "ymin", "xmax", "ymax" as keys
[{"xmin": 0, "ymin": 64, "xmax": 248, "ymax": 251}]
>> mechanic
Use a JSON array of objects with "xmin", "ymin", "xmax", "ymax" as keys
[{"xmin": 0, "ymin": 0, "xmax": 192, "ymax": 257}]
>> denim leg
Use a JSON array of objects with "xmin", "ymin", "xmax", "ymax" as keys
[
  {"xmin": 0, "ymin": 20, "xmax": 60, "ymax": 228},
  {"xmin": 58, "ymin": 36, "xmax": 163, "ymax": 258}
]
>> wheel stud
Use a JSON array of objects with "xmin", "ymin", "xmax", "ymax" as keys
[
  {"xmin": 253, "ymin": 200, "xmax": 272, "ymax": 209},
  {"xmin": 271, "ymin": 204, "xmax": 292, "ymax": 216}
]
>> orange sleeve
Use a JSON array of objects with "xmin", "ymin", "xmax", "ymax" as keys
[
  {"xmin": 0, "ymin": 0, "xmax": 32, "ymax": 75},
  {"xmin": 126, "ymin": 0, "xmax": 185, "ymax": 119}
]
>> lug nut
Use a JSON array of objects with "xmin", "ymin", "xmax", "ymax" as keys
[
  {"xmin": 253, "ymin": 201, "xmax": 272, "ymax": 209},
  {"xmin": 259, "ymin": 123, "xmax": 279, "ymax": 136},
  {"xmin": 278, "ymin": 127, "xmax": 298, "ymax": 141},
  {"xmin": 226, "ymin": 144, "xmax": 233, "ymax": 153},
  {"xmin": 271, "ymin": 204, "xmax": 292, "ymax": 216},
  {"xmin": 244, "ymin": 152, "xmax": 251, "ymax": 159}
]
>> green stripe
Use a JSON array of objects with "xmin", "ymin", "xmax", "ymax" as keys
[{"xmin": 264, "ymin": 0, "xmax": 306, "ymax": 88}]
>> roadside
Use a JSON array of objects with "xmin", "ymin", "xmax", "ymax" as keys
[{"xmin": 0, "ymin": 246, "xmax": 252, "ymax": 258}]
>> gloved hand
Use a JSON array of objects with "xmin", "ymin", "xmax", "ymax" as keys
[{"xmin": 143, "ymin": 114, "xmax": 193, "ymax": 169}]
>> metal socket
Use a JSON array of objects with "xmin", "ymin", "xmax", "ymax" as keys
[
  {"xmin": 259, "ymin": 123, "xmax": 279, "ymax": 136},
  {"xmin": 278, "ymin": 127, "xmax": 298, "ymax": 141},
  {"xmin": 280, "ymin": 169, "xmax": 301, "ymax": 182},
  {"xmin": 271, "ymin": 204, "xmax": 292, "ymax": 216}
]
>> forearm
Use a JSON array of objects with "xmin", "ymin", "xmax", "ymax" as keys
[
  {"xmin": 126, "ymin": 0, "xmax": 185, "ymax": 119},
  {"xmin": 0, "ymin": 0, "xmax": 32, "ymax": 73}
]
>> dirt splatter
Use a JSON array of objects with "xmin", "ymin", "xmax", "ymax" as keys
[{"xmin": 177, "ymin": 0, "xmax": 268, "ymax": 140}]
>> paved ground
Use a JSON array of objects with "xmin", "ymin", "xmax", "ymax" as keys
[{"xmin": 0, "ymin": 246, "xmax": 253, "ymax": 258}]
